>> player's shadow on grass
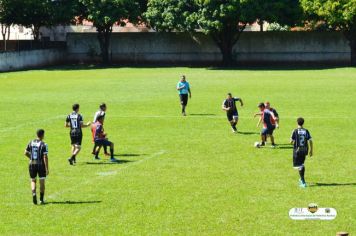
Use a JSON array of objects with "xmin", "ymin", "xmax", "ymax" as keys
[
  {"xmin": 237, "ymin": 131, "xmax": 259, "ymax": 135},
  {"xmin": 85, "ymin": 160, "xmax": 134, "ymax": 165},
  {"xmin": 47, "ymin": 200, "xmax": 102, "ymax": 205},
  {"xmin": 309, "ymin": 182, "xmax": 356, "ymax": 187},
  {"xmin": 276, "ymin": 146, "xmax": 293, "ymax": 149},
  {"xmin": 113, "ymin": 153, "xmax": 146, "ymax": 157},
  {"xmin": 274, "ymin": 143, "xmax": 293, "ymax": 149}
]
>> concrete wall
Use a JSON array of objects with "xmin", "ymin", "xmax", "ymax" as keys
[
  {"xmin": 0, "ymin": 32, "xmax": 351, "ymax": 72},
  {"xmin": 67, "ymin": 32, "xmax": 351, "ymax": 65},
  {"xmin": 0, "ymin": 49, "xmax": 66, "ymax": 72}
]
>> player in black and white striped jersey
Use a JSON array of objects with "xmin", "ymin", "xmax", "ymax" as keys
[
  {"xmin": 24, "ymin": 129, "xmax": 49, "ymax": 205},
  {"xmin": 91, "ymin": 103, "xmax": 109, "ymax": 158},
  {"xmin": 65, "ymin": 103, "xmax": 91, "ymax": 165}
]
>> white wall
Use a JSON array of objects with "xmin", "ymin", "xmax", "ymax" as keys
[
  {"xmin": 0, "ymin": 49, "xmax": 65, "ymax": 72},
  {"xmin": 67, "ymin": 32, "xmax": 351, "ymax": 65}
]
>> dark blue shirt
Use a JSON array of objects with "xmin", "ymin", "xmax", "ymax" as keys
[{"xmin": 291, "ymin": 128, "xmax": 312, "ymax": 149}]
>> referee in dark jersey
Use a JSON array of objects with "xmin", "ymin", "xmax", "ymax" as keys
[
  {"xmin": 24, "ymin": 129, "xmax": 49, "ymax": 205},
  {"xmin": 65, "ymin": 104, "xmax": 91, "ymax": 165}
]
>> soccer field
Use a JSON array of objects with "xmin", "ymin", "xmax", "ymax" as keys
[{"xmin": 0, "ymin": 66, "xmax": 355, "ymax": 235}]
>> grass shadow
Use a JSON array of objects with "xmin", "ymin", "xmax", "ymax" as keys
[
  {"xmin": 47, "ymin": 200, "xmax": 102, "ymax": 205},
  {"xmin": 277, "ymin": 146, "xmax": 293, "ymax": 149},
  {"xmin": 113, "ymin": 153, "xmax": 146, "ymax": 157},
  {"xmin": 237, "ymin": 131, "xmax": 259, "ymax": 135},
  {"xmin": 207, "ymin": 65, "xmax": 352, "ymax": 71},
  {"xmin": 309, "ymin": 182, "xmax": 356, "ymax": 187},
  {"xmin": 84, "ymin": 159, "xmax": 134, "ymax": 165}
]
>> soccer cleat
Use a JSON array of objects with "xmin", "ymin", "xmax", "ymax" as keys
[
  {"xmin": 73, "ymin": 156, "xmax": 76, "ymax": 164},
  {"xmin": 271, "ymin": 144, "xmax": 276, "ymax": 148},
  {"xmin": 39, "ymin": 200, "xmax": 45, "ymax": 205},
  {"xmin": 110, "ymin": 157, "xmax": 118, "ymax": 162},
  {"xmin": 182, "ymin": 112, "xmax": 186, "ymax": 116},
  {"xmin": 33, "ymin": 195, "xmax": 37, "ymax": 205},
  {"xmin": 68, "ymin": 157, "xmax": 74, "ymax": 165},
  {"xmin": 94, "ymin": 156, "xmax": 101, "ymax": 160},
  {"xmin": 299, "ymin": 179, "xmax": 307, "ymax": 188}
]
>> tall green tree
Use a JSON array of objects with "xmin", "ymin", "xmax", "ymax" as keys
[
  {"xmin": 145, "ymin": 0, "xmax": 255, "ymax": 65},
  {"xmin": 80, "ymin": 0, "xmax": 146, "ymax": 64},
  {"xmin": 0, "ymin": 1, "xmax": 9, "ymax": 49},
  {"xmin": 301, "ymin": 0, "xmax": 356, "ymax": 66},
  {"xmin": 247, "ymin": 0, "xmax": 302, "ymax": 31},
  {"xmin": 10, "ymin": 0, "xmax": 79, "ymax": 41},
  {"xmin": 15, "ymin": 0, "xmax": 52, "ymax": 41},
  {"xmin": 192, "ymin": 0, "xmax": 255, "ymax": 65},
  {"xmin": 145, "ymin": 0, "xmax": 302, "ymax": 65},
  {"xmin": 0, "ymin": 0, "xmax": 17, "ymax": 49}
]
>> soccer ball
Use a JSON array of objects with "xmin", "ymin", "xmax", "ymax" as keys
[{"xmin": 254, "ymin": 142, "xmax": 261, "ymax": 148}]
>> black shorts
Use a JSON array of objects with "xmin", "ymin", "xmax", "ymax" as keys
[
  {"xmin": 179, "ymin": 94, "xmax": 188, "ymax": 106},
  {"xmin": 70, "ymin": 133, "xmax": 83, "ymax": 145},
  {"xmin": 293, "ymin": 150, "xmax": 306, "ymax": 167},
  {"xmin": 95, "ymin": 139, "xmax": 112, "ymax": 147},
  {"xmin": 227, "ymin": 112, "xmax": 238, "ymax": 121},
  {"xmin": 261, "ymin": 126, "xmax": 275, "ymax": 136},
  {"xmin": 29, "ymin": 164, "xmax": 46, "ymax": 179}
]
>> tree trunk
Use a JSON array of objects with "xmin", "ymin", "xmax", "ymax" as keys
[
  {"xmin": 212, "ymin": 25, "xmax": 245, "ymax": 66},
  {"xmin": 97, "ymin": 25, "xmax": 113, "ymax": 65},
  {"xmin": 1, "ymin": 24, "xmax": 7, "ymax": 51},
  {"xmin": 219, "ymin": 41, "xmax": 233, "ymax": 66},
  {"xmin": 350, "ymin": 39, "xmax": 356, "ymax": 66},
  {"xmin": 32, "ymin": 25, "xmax": 41, "ymax": 41},
  {"xmin": 259, "ymin": 20, "xmax": 264, "ymax": 32},
  {"xmin": 7, "ymin": 25, "xmax": 10, "ymax": 40},
  {"xmin": 344, "ymin": 29, "xmax": 356, "ymax": 66}
]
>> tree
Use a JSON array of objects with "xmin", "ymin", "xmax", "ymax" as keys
[
  {"xmin": 301, "ymin": 0, "xmax": 356, "ymax": 66},
  {"xmin": 145, "ymin": 0, "xmax": 302, "ymax": 65},
  {"xmin": 14, "ymin": 0, "xmax": 52, "ymax": 41},
  {"xmin": 80, "ymin": 0, "xmax": 146, "ymax": 64},
  {"xmin": 10, "ymin": 0, "xmax": 79, "ymax": 41},
  {"xmin": 0, "ymin": 0, "xmax": 16, "ymax": 50},
  {"xmin": 247, "ymin": 0, "xmax": 302, "ymax": 32},
  {"xmin": 194, "ymin": 0, "xmax": 257, "ymax": 65},
  {"xmin": 145, "ymin": 0, "xmax": 256, "ymax": 65}
]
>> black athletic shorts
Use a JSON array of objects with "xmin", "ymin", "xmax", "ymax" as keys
[
  {"xmin": 29, "ymin": 164, "xmax": 46, "ymax": 179},
  {"xmin": 70, "ymin": 133, "xmax": 82, "ymax": 145},
  {"xmin": 293, "ymin": 150, "xmax": 306, "ymax": 167},
  {"xmin": 95, "ymin": 139, "xmax": 112, "ymax": 147},
  {"xmin": 179, "ymin": 94, "xmax": 188, "ymax": 106},
  {"xmin": 261, "ymin": 126, "xmax": 275, "ymax": 136},
  {"xmin": 227, "ymin": 111, "xmax": 238, "ymax": 121}
]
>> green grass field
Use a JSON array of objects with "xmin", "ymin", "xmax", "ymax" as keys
[{"xmin": 0, "ymin": 66, "xmax": 355, "ymax": 235}]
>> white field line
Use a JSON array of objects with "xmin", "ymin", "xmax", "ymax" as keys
[
  {"xmin": 96, "ymin": 150, "xmax": 166, "ymax": 176},
  {"xmin": 0, "ymin": 114, "xmax": 349, "ymax": 134},
  {"xmin": 47, "ymin": 150, "xmax": 166, "ymax": 200}
]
